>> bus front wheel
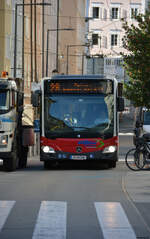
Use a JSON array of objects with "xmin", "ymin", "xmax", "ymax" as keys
[{"xmin": 109, "ymin": 161, "xmax": 116, "ymax": 168}]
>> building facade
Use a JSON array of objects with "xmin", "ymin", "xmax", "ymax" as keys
[
  {"xmin": 58, "ymin": 0, "xmax": 86, "ymax": 75},
  {"xmin": 87, "ymin": 0, "xmax": 145, "ymax": 80},
  {"xmin": 0, "ymin": 0, "xmax": 12, "ymax": 75}
]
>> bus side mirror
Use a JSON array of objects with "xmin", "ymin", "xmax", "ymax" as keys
[
  {"xmin": 31, "ymin": 91, "xmax": 40, "ymax": 107},
  {"xmin": 118, "ymin": 82, "xmax": 123, "ymax": 97},
  {"xmin": 34, "ymin": 119, "xmax": 40, "ymax": 132},
  {"xmin": 135, "ymin": 120, "xmax": 142, "ymax": 128},
  {"xmin": 117, "ymin": 97, "xmax": 124, "ymax": 112}
]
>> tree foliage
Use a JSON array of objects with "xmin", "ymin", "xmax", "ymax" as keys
[{"xmin": 121, "ymin": 10, "xmax": 150, "ymax": 108}]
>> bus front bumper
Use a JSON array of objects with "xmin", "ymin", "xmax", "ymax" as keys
[{"xmin": 40, "ymin": 150, "xmax": 118, "ymax": 162}]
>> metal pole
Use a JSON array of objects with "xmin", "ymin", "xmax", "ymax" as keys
[
  {"xmin": 42, "ymin": 0, "xmax": 44, "ymax": 77},
  {"xmin": 34, "ymin": 0, "xmax": 37, "ymax": 82},
  {"xmin": 46, "ymin": 30, "xmax": 49, "ymax": 77},
  {"xmin": 14, "ymin": 4, "xmax": 18, "ymax": 78},
  {"xmin": 66, "ymin": 45, "xmax": 69, "ymax": 75},
  {"xmin": 30, "ymin": 0, "xmax": 33, "ymax": 82},
  {"xmin": 82, "ymin": 54, "xmax": 84, "ymax": 75},
  {"xmin": 93, "ymin": 57, "xmax": 95, "ymax": 74},
  {"xmin": 22, "ymin": 0, "xmax": 24, "ymax": 83},
  {"xmin": 56, "ymin": 0, "xmax": 59, "ymax": 71}
]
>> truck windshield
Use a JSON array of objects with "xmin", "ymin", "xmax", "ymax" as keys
[
  {"xmin": 44, "ymin": 94, "xmax": 114, "ymax": 139},
  {"xmin": 0, "ymin": 90, "xmax": 9, "ymax": 112}
]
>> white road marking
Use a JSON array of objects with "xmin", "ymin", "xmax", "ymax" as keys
[
  {"xmin": 119, "ymin": 133, "xmax": 134, "ymax": 136},
  {"xmin": 119, "ymin": 158, "xmax": 125, "ymax": 161},
  {"xmin": 32, "ymin": 201, "xmax": 67, "ymax": 239},
  {"xmin": 0, "ymin": 201, "xmax": 139, "ymax": 238},
  {"xmin": 0, "ymin": 201, "xmax": 15, "ymax": 232},
  {"xmin": 95, "ymin": 202, "xmax": 136, "ymax": 239}
]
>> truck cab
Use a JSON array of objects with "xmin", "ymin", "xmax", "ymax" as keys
[{"xmin": 0, "ymin": 72, "xmax": 34, "ymax": 171}]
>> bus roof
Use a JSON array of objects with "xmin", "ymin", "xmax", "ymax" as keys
[{"xmin": 50, "ymin": 74, "xmax": 109, "ymax": 80}]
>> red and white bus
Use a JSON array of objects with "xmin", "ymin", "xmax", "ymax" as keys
[{"xmin": 32, "ymin": 75, "xmax": 124, "ymax": 168}]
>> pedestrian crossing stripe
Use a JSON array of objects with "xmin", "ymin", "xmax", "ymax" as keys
[
  {"xmin": 32, "ymin": 201, "xmax": 67, "ymax": 239},
  {"xmin": 0, "ymin": 201, "xmax": 15, "ymax": 232},
  {"xmin": 0, "ymin": 201, "xmax": 137, "ymax": 239},
  {"xmin": 94, "ymin": 202, "xmax": 136, "ymax": 239}
]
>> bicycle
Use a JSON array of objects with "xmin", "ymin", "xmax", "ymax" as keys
[{"xmin": 125, "ymin": 128, "xmax": 150, "ymax": 171}]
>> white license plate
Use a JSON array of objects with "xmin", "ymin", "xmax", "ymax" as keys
[{"xmin": 71, "ymin": 155, "xmax": 87, "ymax": 160}]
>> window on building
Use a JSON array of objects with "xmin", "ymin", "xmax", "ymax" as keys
[
  {"xmin": 106, "ymin": 59, "xmax": 111, "ymax": 65},
  {"xmin": 111, "ymin": 8, "xmax": 118, "ymax": 19},
  {"xmin": 92, "ymin": 34, "xmax": 99, "ymax": 45},
  {"xmin": 111, "ymin": 34, "xmax": 118, "ymax": 46},
  {"xmin": 131, "ymin": 8, "xmax": 138, "ymax": 18},
  {"xmin": 93, "ymin": 7, "xmax": 99, "ymax": 18}
]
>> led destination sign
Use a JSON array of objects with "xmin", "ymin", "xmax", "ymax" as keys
[{"xmin": 45, "ymin": 80, "xmax": 113, "ymax": 94}]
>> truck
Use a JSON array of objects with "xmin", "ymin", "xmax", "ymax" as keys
[
  {"xmin": 32, "ymin": 74, "xmax": 124, "ymax": 169},
  {"xmin": 0, "ymin": 72, "xmax": 34, "ymax": 171}
]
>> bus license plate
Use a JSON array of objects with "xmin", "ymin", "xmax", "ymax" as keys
[{"xmin": 71, "ymin": 155, "xmax": 87, "ymax": 160}]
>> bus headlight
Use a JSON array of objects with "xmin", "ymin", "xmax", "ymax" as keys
[
  {"xmin": 42, "ymin": 146, "xmax": 55, "ymax": 153},
  {"xmin": 103, "ymin": 146, "xmax": 116, "ymax": 153},
  {"xmin": 0, "ymin": 135, "xmax": 8, "ymax": 145}
]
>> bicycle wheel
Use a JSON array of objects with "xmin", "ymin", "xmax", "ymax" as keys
[
  {"xmin": 135, "ymin": 150, "xmax": 146, "ymax": 170},
  {"xmin": 136, "ymin": 151, "xmax": 150, "ymax": 170},
  {"xmin": 125, "ymin": 148, "xmax": 140, "ymax": 171}
]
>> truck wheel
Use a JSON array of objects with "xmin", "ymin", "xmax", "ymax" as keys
[
  {"xmin": 18, "ymin": 146, "xmax": 28, "ymax": 168},
  {"xmin": 3, "ymin": 142, "xmax": 18, "ymax": 172}
]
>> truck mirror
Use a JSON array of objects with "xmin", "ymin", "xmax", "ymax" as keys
[
  {"xmin": 117, "ymin": 97, "xmax": 124, "ymax": 112},
  {"xmin": 31, "ymin": 91, "xmax": 40, "ymax": 107}
]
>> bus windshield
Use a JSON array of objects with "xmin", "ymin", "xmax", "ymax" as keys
[
  {"xmin": 0, "ymin": 90, "xmax": 9, "ymax": 112},
  {"xmin": 44, "ymin": 94, "xmax": 114, "ymax": 139}
]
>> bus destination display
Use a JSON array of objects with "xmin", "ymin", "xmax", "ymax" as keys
[{"xmin": 45, "ymin": 80, "xmax": 113, "ymax": 94}]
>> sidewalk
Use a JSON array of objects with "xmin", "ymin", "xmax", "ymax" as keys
[
  {"xmin": 124, "ymin": 170, "xmax": 150, "ymax": 202},
  {"xmin": 120, "ymin": 113, "xmax": 150, "ymax": 206},
  {"xmin": 119, "ymin": 112, "xmax": 135, "ymax": 134}
]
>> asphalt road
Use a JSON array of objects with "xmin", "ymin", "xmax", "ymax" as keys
[{"xmin": 0, "ymin": 134, "xmax": 150, "ymax": 239}]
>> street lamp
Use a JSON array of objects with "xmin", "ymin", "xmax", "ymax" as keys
[
  {"xmin": 66, "ymin": 44, "xmax": 89, "ymax": 75},
  {"xmin": 46, "ymin": 28, "xmax": 74, "ymax": 77},
  {"xmin": 13, "ymin": 2, "xmax": 51, "ymax": 78}
]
